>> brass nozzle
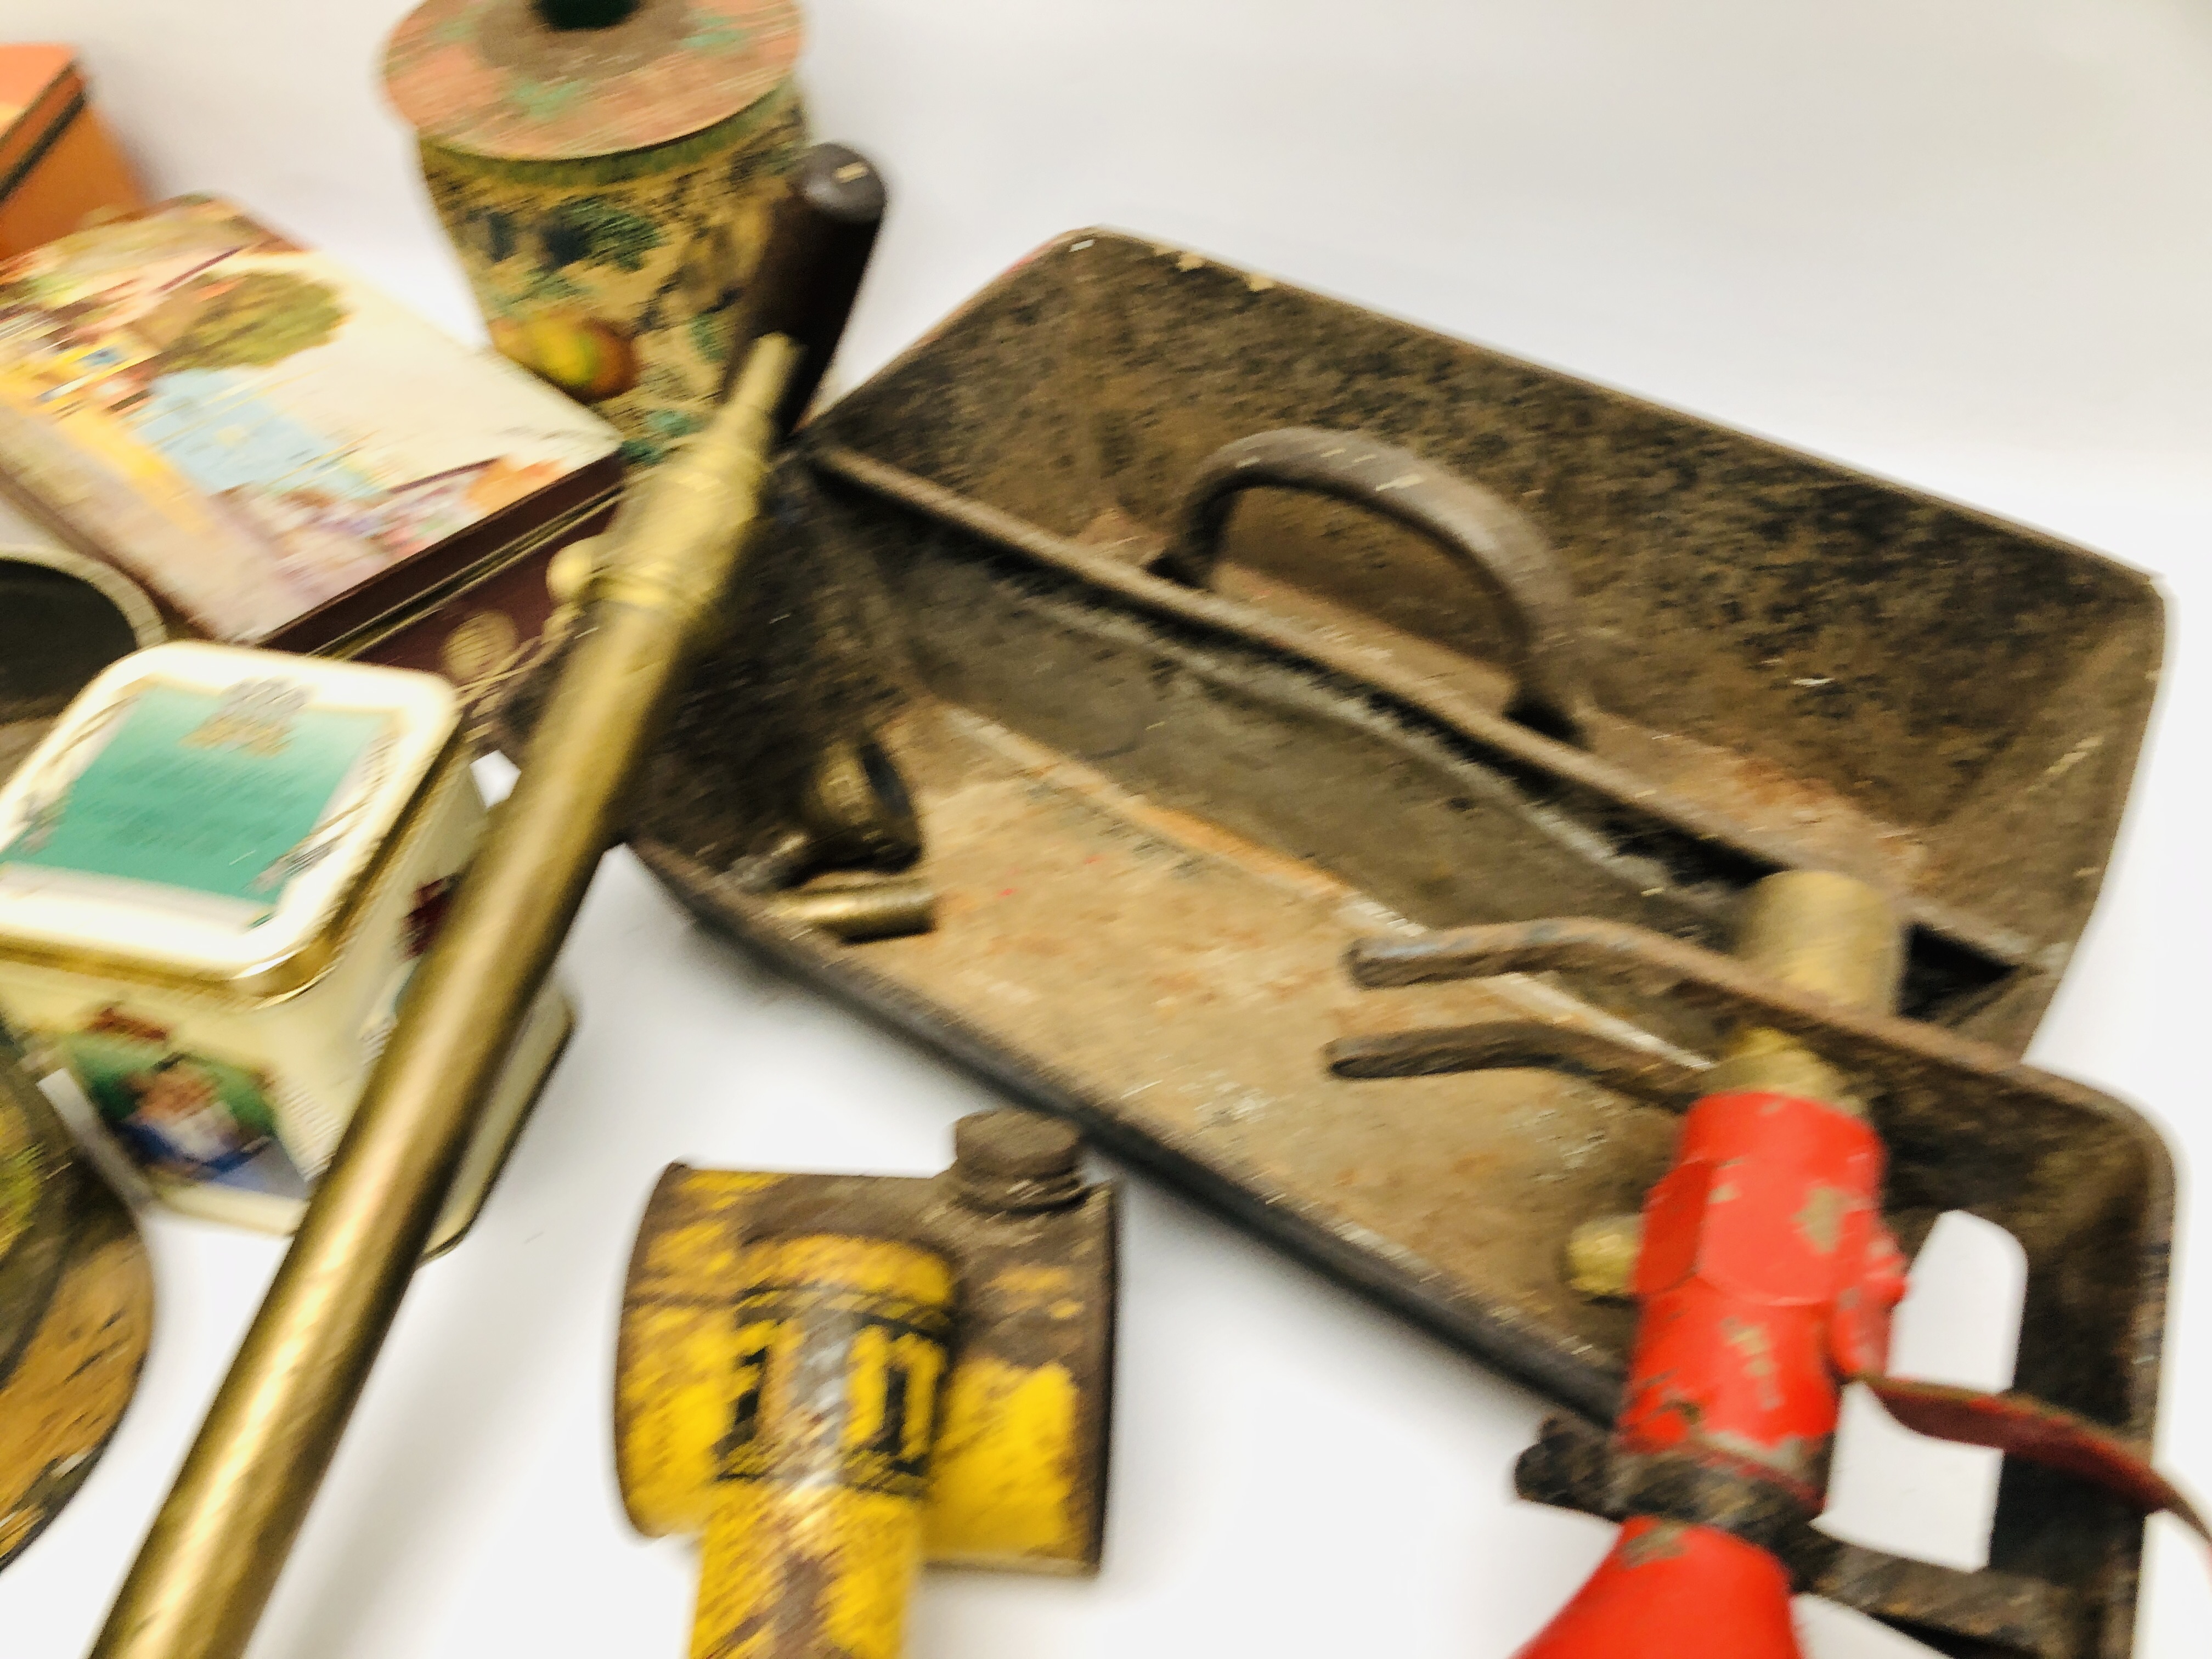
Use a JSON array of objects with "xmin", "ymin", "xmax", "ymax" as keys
[
  {"xmin": 1565, "ymin": 1213, "xmax": 1643, "ymax": 1301},
  {"xmin": 1702, "ymin": 870, "xmax": 1902, "ymax": 1115},
  {"xmin": 765, "ymin": 875, "xmax": 935, "ymax": 943}
]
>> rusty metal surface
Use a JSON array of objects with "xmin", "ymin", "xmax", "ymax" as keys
[
  {"xmin": 493, "ymin": 230, "xmax": 2171, "ymax": 1658},
  {"xmin": 1326, "ymin": 1017, "xmax": 1708, "ymax": 1103},
  {"xmin": 629, "ymin": 735, "xmax": 1691, "ymax": 1420},
  {"xmin": 806, "ymin": 230, "xmax": 2163, "ymax": 1049}
]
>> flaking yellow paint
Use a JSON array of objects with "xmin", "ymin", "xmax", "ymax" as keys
[{"xmin": 926, "ymin": 1359, "xmax": 1083, "ymax": 1566}]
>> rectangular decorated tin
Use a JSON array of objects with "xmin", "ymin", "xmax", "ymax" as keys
[
  {"xmin": 0, "ymin": 195, "xmax": 622, "ymax": 704},
  {"xmin": 0, "ymin": 641, "xmax": 567, "ymax": 1248}
]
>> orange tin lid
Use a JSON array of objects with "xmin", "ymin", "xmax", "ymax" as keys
[
  {"xmin": 0, "ymin": 47, "xmax": 146, "ymax": 260},
  {"xmin": 1, "ymin": 46, "xmax": 84, "ymax": 190},
  {"xmin": 381, "ymin": 0, "xmax": 802, "ymax": 161}
]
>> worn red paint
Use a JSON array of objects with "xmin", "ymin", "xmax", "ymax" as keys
[
  {"xmin": 1517, "ymin": 1518, "xmax": 1799, "ymax": 1659},
  {"xmin": 1618, "ymin": 1090, "xmax": 1905, "ymax": 1492},
  {"xmin": 1517, "ymin": 1089, "xmax": 1906, "ymax": 1659}
]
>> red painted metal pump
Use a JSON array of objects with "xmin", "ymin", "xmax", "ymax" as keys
[
  {"xmin": 1516, "ymin": 873, "xmax": 1906, "ymax": 1659},
  {"xmin": 1330, "ymin": 870, "xmax": 2206, "ymax": 1657}
]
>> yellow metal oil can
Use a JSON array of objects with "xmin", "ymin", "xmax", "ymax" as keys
[{"xmin": 618, "ymin": 1111, "xmax": 1117, "ymax": 1656}]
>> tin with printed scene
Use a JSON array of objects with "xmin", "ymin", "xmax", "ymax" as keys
[
  {"xmin": 383, "ymin": 0, "xmax": 807, "ymax": 467},
  {"xmin": 0, "ymin": 642, "xmax": 569, "ymax": 1250}
]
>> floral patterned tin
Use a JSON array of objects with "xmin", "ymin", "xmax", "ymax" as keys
[
  {"xmin": 0, "ymin": 641, "xmax": 569, "ymax": 1249},
  {"xmin": 383, "ymin": 0, "xmax": 807, "ymax": 466}
]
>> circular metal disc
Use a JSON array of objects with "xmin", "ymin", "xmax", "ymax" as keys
[
  {"xmin": 383, "ymin": 0, "xmax": 802, "ymax": 161},
  {"xmin": 0, "ymin": 1049, "xmax": 153, "ymax": 1572}
]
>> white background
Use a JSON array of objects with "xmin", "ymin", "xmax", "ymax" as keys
[{"xmin": 3, "ymin": 2, "xmax": 2210, "ymax": 1655}]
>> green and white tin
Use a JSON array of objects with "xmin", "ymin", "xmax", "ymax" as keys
[
  {"xmin": 384, "ymin": 0, "xmax": 807, "ymax": 467},
  {"xmin": 0, "ymin": 642, "xmax": 569, "ymax": 1249}
]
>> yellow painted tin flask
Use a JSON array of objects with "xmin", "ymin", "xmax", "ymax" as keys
[
  {"xmin": 617, "ymin": 1113, "xmax": 1119, "ymax": 1656},
  {"xmin": 695, "ymin": 1234, "xmax": 954, "ymax": 1659}
]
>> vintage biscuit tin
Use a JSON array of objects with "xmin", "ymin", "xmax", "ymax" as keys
[
  {"xmin": 0, "ymin": 195, "xmax": 624, "ymax": 713},
  {"xmin": 382, "ymin": 0, "xmax": 806, "ymax": 466},
  {"xmin": 0, "ymin": 642, "xmax": 569, "ymax": 1250}
]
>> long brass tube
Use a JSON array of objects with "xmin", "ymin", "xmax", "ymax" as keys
[
  {"xmin": 88, "ymin": 139, "xmax": 884, "ymax": 1658},
  {"xmin": 87, "ymin": 336, "xmax": 799, "ymax": 1659}
]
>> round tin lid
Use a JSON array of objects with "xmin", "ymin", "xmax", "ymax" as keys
[
  {"xmin": 0, "ymin": 548, "xmax": 168, "ymax": 794},
  {"xmin": 382, "ymin": 0, "xmax": 803, "ymax": 161}
]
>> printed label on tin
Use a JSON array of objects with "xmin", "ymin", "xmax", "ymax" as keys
[
  {"xmin": 0, "ymin": 679, "xmax": 391, "ymax": 922},
  {"xmin": 50, "ymin": 1005, "xmax": 303, "ymax": 1194},
  {"xmin": 716, "ymin": 1284, "xmax": 952, "ymax": 1498},
  {"xmin": 0, "ymin": 197, "xmax": 619, "ymax": 642}
]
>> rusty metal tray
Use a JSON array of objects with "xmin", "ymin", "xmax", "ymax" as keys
[
  {"xmin": 783, "ymin": 230, "xmax": 2164, "ymax": 1053},
  {"xmin": 530, "ymin": 232, "xmax": 2171, "ymax": 1656}
]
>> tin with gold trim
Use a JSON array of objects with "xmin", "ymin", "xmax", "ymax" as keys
[
  {"xmin": 0, "ymin": 195, "xmax": 627, "ymax": 719},
  {"xmin": 0, "ymin": 641, "xmax": 571, "ymax": 1250}
]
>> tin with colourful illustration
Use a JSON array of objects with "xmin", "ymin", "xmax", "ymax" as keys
[
  {"xmin": 0, "ymin": 195, "xmax": 623, "ymax": 712},
  {"xmin": 0, "ymin": 642, "xmax": 571, "ymax": 1250},
  {"xmin": 383, "ymin": 0, "xmax": 807, "ymax": 466}
]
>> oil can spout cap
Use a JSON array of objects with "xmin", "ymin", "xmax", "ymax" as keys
[{"xmin": 952, "ymin": 1113, "xmax": 1085, "ymax": 1214}]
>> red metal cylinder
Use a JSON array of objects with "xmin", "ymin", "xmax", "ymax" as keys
[
  {"xmin": 1620, "ymin": 1088, "xmax": 1904, "ymax": 1493},
  {"xmin": 1511, "ymin": 1088, "xmax": 1907, "ymax": 1659},
  {"xmin": 1517, "ymin": 1518, "xmax": 1801, "ymax": 1659}
]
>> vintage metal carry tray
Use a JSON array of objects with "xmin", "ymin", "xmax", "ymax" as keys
[{"xmin": 520, "ymin": 232, "xmax": 2170, "ymax": 1656}]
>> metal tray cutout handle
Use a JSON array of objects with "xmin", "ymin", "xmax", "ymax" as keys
[{"xmin": 1157, "ymin": 427, "xmax": 1594, "ymax": 743}]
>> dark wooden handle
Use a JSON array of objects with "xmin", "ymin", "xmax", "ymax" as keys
[{"xmin": 722, "ymin": 142, "xmax": 888, "ymax": 438}]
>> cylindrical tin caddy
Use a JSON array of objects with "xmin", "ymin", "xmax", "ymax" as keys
[{"xmin": 384, "ymin": 0, "xmax": 807, "ymax": 465}]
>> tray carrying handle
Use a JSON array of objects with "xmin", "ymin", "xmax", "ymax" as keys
[{"xmin": 1158, "ymin": 426, "xmax": 1594, "ymax": 743}]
